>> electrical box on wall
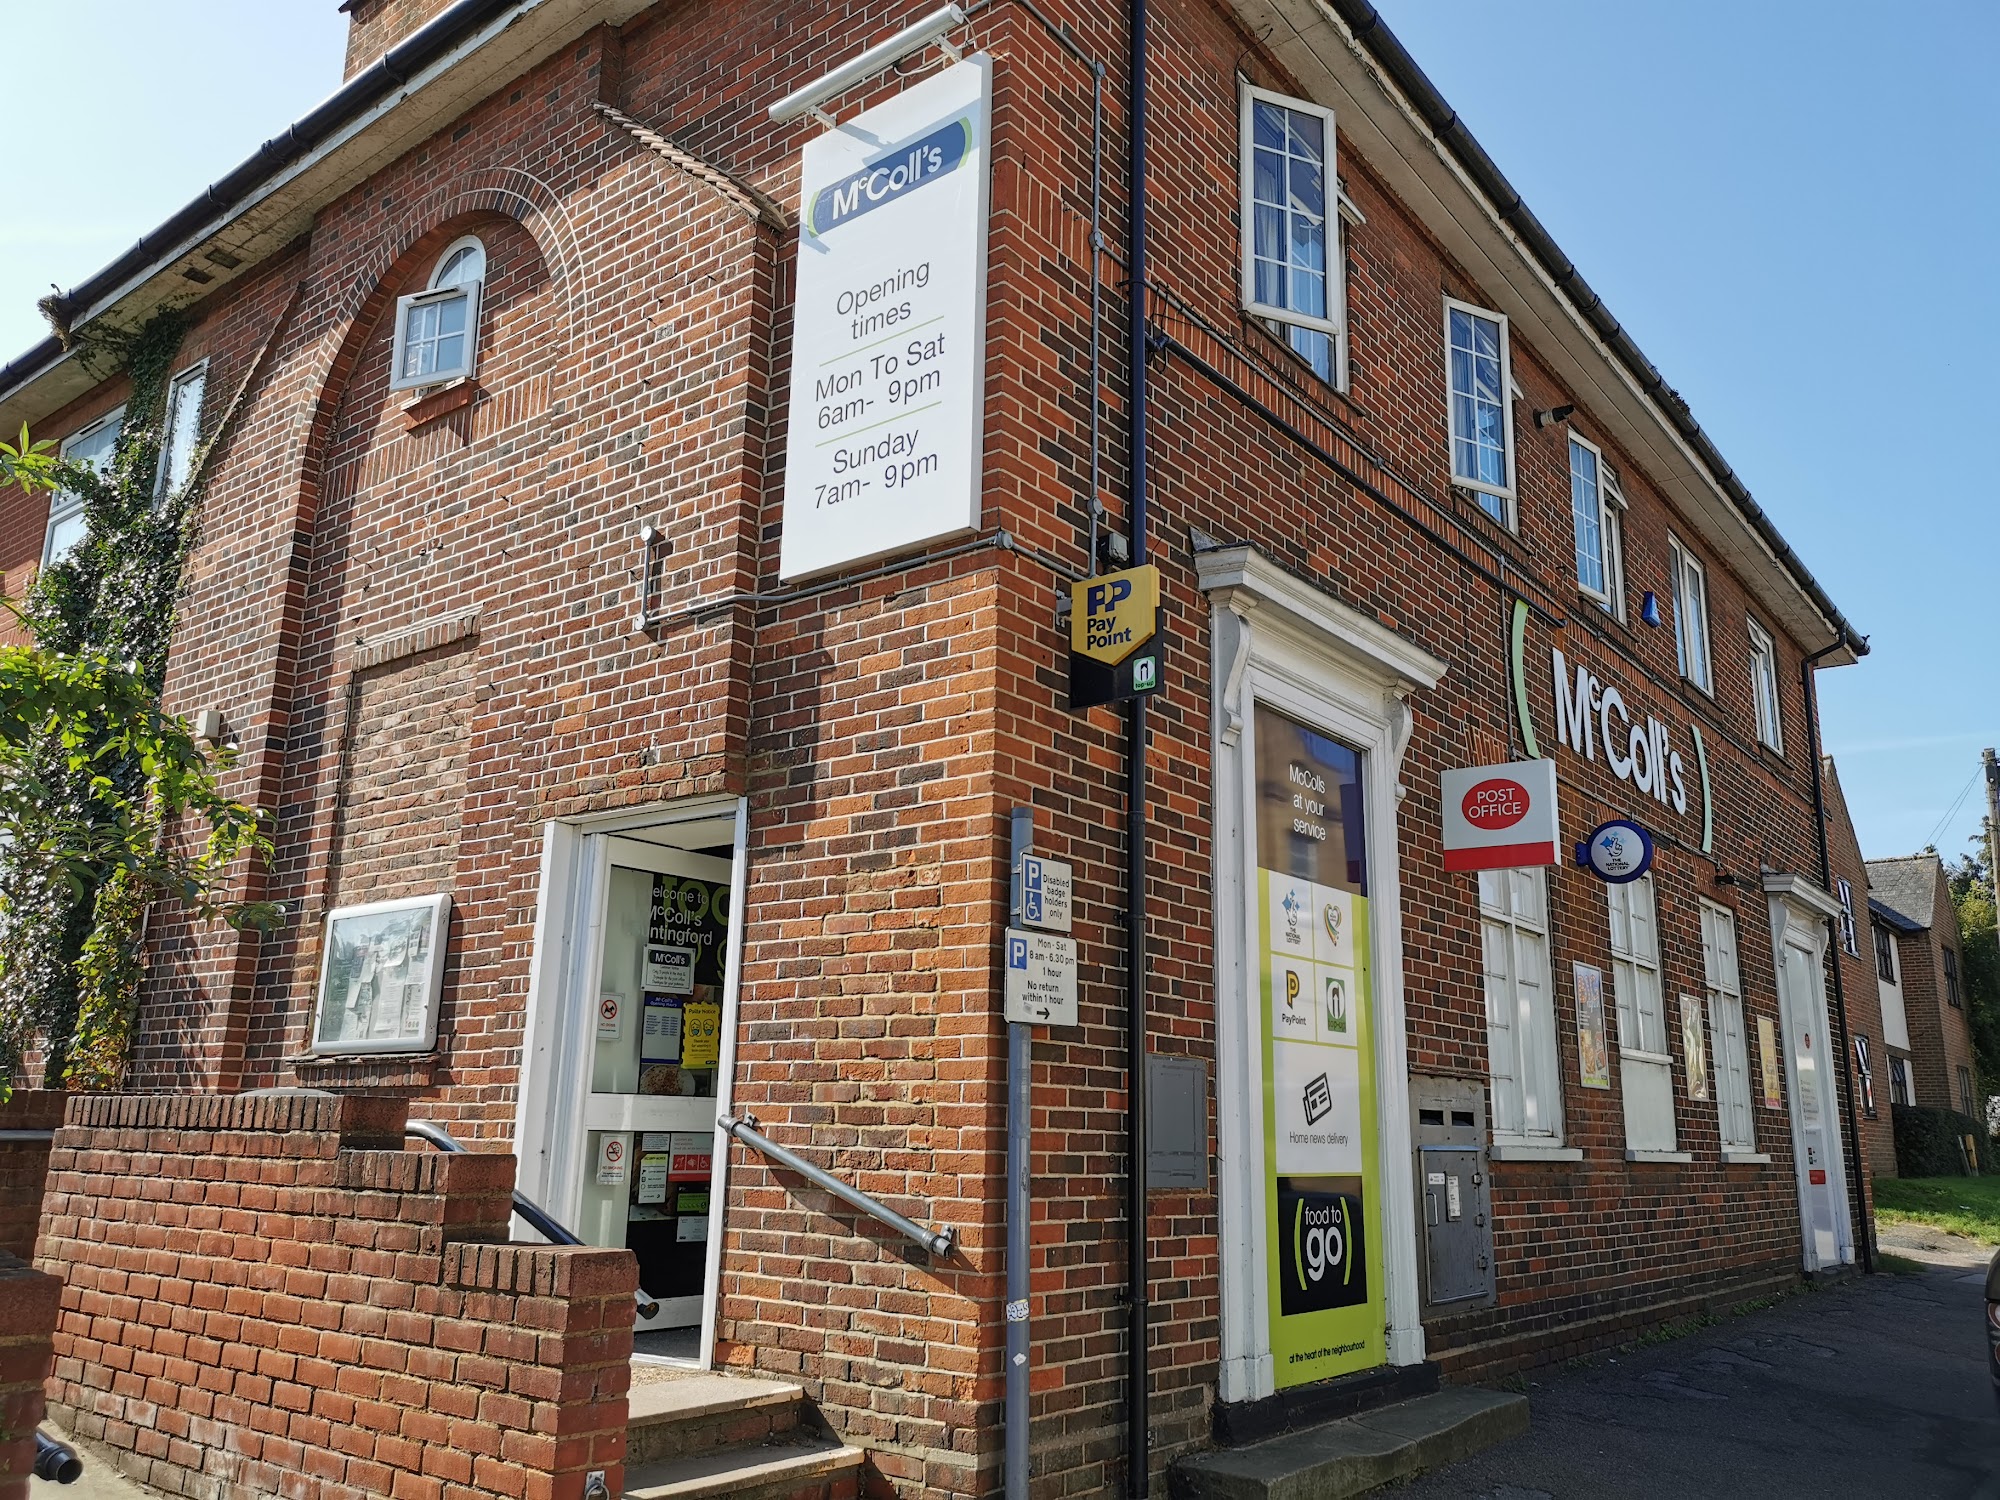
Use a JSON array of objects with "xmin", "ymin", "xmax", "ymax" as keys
[
  {"xmin": 1408, "ymin": 1075, "xmax": 1495, "ymax": 1310},
  {"xmin": 1146, "ymin": 1055, "xmax": 1208, "ymax": 1191}
]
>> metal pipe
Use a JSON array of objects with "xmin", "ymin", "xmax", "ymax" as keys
[
  {"xmin": 0, "ymin": 1129, "xmax": 56, "ymax": 1142},
  {"xmin": 1124, "ymin": 1, "xmax": 1152, "ymax": 1492},
  {"xmin": 1799, "ymin": 644, "xmax": 1873, "ymax": 1275},
  {"xmin": 35, "ymin": 1431, "xmax": 83, "ymax": 1484},
  {"xmin": 1005, "ymin": 806, "xmax": 1033, "ymax": 1500},
  {"xmin": 717, "ymin": 1114, "xmax": 955, "ymax": 1258},
  {"xmin": 404, "ymin": 1120, "xmax": 662, "ymax": 1318}
]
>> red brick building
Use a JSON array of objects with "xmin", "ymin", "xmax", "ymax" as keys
[
  {"xmin": 1, "ymin": 1, "xmax": 1875, "ymax": 1495},
  {"xmin": 1821, "ymin": 757, "xmax": 1894, "ymax": 1185},
  {"xmin": 1867, "ymin": 853, "xmax": 1980, "ymax": 1124}
]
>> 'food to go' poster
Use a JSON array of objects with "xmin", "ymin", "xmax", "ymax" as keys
[{"xmin": 1254, "ymin": 704, "xmax": 1385, "ymax": 1386}]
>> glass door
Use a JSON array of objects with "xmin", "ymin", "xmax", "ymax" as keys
[{"xmin": 574, "ymin": 837, "xmax": 732, "ymax": 1333}]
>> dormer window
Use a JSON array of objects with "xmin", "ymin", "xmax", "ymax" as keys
[{"xmin": 390, "ymin": 235, "xmax": 485, "ymax": 390}]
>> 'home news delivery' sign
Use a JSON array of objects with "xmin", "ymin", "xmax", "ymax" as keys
[{"xmin": 778, "ymin": 57, "xmax": 992, "ymax": 580}]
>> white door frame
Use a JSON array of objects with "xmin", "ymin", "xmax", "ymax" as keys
[
  {"xmin": 1199, "ymin": 546, "xmax": 1446, "ymax": 1403},
  {"xmin": 515, "ymin": 794, "xmax": 750, "ymax": 1367},
  {"xmin": 1763, "ymin": 873, "xmax": 1855, "ymax": 1272}
]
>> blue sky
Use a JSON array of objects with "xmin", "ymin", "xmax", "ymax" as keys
[{"xmin": 2, "ymin": 3, "xmax": 1993, "ymax": 863}]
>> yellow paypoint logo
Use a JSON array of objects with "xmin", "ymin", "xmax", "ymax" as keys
[{"xmin": 1071, "ymin": 564, "xmax": 1159, "ymax": 666}]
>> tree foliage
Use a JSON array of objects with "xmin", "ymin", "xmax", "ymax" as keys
[{"xmin": 1945, "ymin": 848, "xmax": 2000, "ymax": 1104}]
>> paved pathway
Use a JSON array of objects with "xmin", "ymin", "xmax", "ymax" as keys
[{"xmin": 1401, "ymin": 1242, "xmax": 2000, "ymax": 1499}]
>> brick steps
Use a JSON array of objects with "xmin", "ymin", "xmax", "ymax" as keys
[{"xmin": 623, "ymin": 1370, "xmax": 863, "ymax": 1499}]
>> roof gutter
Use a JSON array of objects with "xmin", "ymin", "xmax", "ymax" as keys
[
  {"xmin": 1326, "ymin": 0, "xmax": 1867, "ymax": 661},
  {"xmin": 0, "ymin": 0, "xmax": 539, "ymax": 399}
]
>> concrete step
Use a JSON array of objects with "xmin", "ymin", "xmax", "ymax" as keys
[
  {"xmin": 625, "ymin": 1371, "xmax": 808, "ymax": 1467},
  {"xmin": 622, "ymin": 1434, "xmax": 866, "ymax": 1500},
  {"xmin": 1169, "ymin": 1387, "xmax": 1529, "ymax": 1500}
]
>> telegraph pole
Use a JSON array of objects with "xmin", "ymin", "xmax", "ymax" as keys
[{"xmin": 1984, "ymin": 747, "xmax": 1999, "ymax": 950}]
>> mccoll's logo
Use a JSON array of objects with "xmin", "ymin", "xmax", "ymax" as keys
[{"xmin": 808, "ymin": 116, "xmax": 973, "ymax": 237}]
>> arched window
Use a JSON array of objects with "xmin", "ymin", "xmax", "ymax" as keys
[{"xmin": 390, "ymin": 235, "xmax": 487, "ymax": 390}]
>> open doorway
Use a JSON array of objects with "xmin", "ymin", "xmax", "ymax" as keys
[{"xmin": 515, "ymin": 800, "xmax": 747, "ymax": 1365}]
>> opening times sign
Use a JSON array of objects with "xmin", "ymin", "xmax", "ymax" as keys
[
  {"xmin": 778, "ymin": 57, "xmax": 992, "ymax": 581},
  {"xmin": 1253, "ymin": 704, "xmax": 1386, "ymax": 1387}
]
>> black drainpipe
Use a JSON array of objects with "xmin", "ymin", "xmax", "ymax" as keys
[
  {"xmin": 1125, "ymin": 0, "xmax": 1152, "ymax": 1492},
  {"xmin": 1802, "ymin": 640, "xmax": 1874, "ymax": 1274}
]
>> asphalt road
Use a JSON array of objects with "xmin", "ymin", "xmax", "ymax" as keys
[{"xmin": 1400, "ymin": 1244, "xmax": 2000, "ymax": 1499}]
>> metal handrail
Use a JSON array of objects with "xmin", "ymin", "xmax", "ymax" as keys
[
  {"xmin": 718, "ymin": 1113, "xmax": 955, "ymax": 1257},
  {"xmin": 0, "ymin": 1129, "xmax": 56, "ymax": 1142},
  {"xmin": 404, "ymin": 1120, "xmax": 661, "ymax": 1320}
]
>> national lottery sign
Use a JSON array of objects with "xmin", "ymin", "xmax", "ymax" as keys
[{"xmin": 779, "ymin": 57, "xmax": 992, "ymax": 581}]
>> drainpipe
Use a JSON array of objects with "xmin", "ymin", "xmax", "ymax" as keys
[
  {"xmin": 1802, "ymin": 639, "xmax": 1874, "ymax": 1274},
  {"xmin": 1125, "ymin": 0, "xmax": 1152, "ymax": 1493}
]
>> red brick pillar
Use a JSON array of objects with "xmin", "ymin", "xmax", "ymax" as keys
[
  {"xmin": 0, "ymin": 1252, "xmax": 60, "ymax": 1500},
  {"xmin": 0, "ymin": 1091, "xmax": 63, "ymax": 1260}
]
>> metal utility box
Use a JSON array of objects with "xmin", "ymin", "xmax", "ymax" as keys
[
  {"xmin": 1408, "ymin": 1075, "xmax": 1495, "ymax": 1310},
  {"xmin": 1146, "ymin": 1055, "xmax": 1208, "ymax": 1191}
]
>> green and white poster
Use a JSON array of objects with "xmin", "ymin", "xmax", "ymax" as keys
[{"xmin": 1254, "ymin": 704, "xmax": 1385, "ymax": 1386}]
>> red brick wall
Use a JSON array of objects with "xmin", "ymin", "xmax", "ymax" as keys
[
  {"xmin": 0, "ymin": 1251, "xmax": 60, "ymax": 1500},
  {"xmin": 342, "ymin": 0, "xmax": 462, "ymax": 79},
  {"xmin": 35, "ymin": 1092, "xmax": 635, "ymax": 1500},
  {"xmin": 1895, "ymin": 860, "xmax": 1981, "ymax": 1114},
  {"xmin": 1822, "ymin": 760, "xmax": 1894, "ymax": 1183},
  {"xmin": 0, "ymin": 1090, "xmax": 61, "ymax": 1261}
]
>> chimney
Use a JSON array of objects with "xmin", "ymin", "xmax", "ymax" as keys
[{"xmin": 339, "ymin": 0, "xmax": 466, "ymax": 81}]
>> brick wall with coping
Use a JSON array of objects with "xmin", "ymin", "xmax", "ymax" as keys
[
  {"xmin": 33, "ymin": 1091, "xmax": 635, "ymax": 1500},
  {"xmin": 0, "ymin": 1250, "xmax": 61, "ymax": 1500},
  {"xmin": 0, "ymin": 1090, "xmax": 62, "ymax": 1261}
]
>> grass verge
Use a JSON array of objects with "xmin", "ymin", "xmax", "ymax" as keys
[{"xmin": 1873, "ymin": 1174, "xmax": 2000, "ymax": 1245}]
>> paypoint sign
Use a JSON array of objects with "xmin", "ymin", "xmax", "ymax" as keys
[{"xmin": 1069, "ymin": 564, "xmax": 1162, "ymax": 710}]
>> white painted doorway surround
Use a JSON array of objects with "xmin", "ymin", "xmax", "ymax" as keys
[
  {"xmin": 1198, "ymin": 546, "xmax": 1446, "ymax": 1403},
  {"xmin": 514, "ymin": 795, "xmax": 751, "ymax": 1367},
  {"xmin": 1763, "ymin": 874, "xmax": 1855, "ymax": 1272}
]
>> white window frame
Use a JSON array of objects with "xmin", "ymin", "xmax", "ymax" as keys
[
  {"xmin": 390, "ymin": 235, "xmax": 486, "ymax": 392},
  {"xmin": 43, "ymin": 406, "xmax": 125, "ymax": 567},
  {"xmin": 1835, "ymin": 877, "xmax": 1858, "ymax": 957},
  {"xmin": 1601, "ymin": 465, "xmax": 1628, "ymax": 623},
  {"xmin": 1700, "ymin": 900, "xmax": 1755, "ymax": 1152},
  {"xmin": 1479, "ymin": 866, "xmax": 1570, "ymax": 1155},
  {"xmin": 1669, "ymin": 534, "xmax": 1713, "ymax": 695},
  {"xmin": 1853, "ymin": 1033, "xmax": 1875, "ymax": 1116},
  {"xmin": 154, "ymin": 359, "xmax": 209, "ymax": 504},
  {"xmin": 1873, "ymin": 921, "xmax": 1897, "ymax": 984},
  {"xmin": 1568, "ymin": 433, "xmax": 1611, "ymax": 605},
  {"xmin": 1238, "ymin": 83, "xmax": 1345, "ymax": 388},
  {"xmin": 1608, "ymin": 874, "xmax": 1678, "ymax": 1155},
  {"xmin": 1442, "ymin": 297, "xmax": 1517, "ymax": 524},
  {"xmin": 1747, "ymin": 615, "xmax": 1783, "ymax": 753}
]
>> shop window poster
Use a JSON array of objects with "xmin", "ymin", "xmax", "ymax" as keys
[
  {"xmin": 311, "ymin": 892, "xmax": 451, "ymax": 1054},
  {"xmin": 1681, "ymin": 994, "xmax": 1710, "ymax": 1102},
  {"xmin": 1253, "ymin": 703, "xmax": 1384, "ymax": 1388},
  {"xmin": 1572, "ymin": 963, "xmax": 1611, "ymax": 1089}
]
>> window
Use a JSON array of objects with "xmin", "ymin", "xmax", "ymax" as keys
[
  {"xmin": 1944, "ymin": 946, "xmax": 1961, "ymax": 1007},
  {"xmin": 1600, "ymin": 466, "xmax": 1628, "ymax": 623},
  {"xmin": 1873, "ymin": 922, "xmax": 1897, "ymax": 984},
  {"xmin": 1835, "ymin": 878, "xmax": 1859, "ymax": 957},
  {"xmin": 1700, "ymin": 901, "xmax": 1755, "ymax": 1152},
  {"xmin": 1854, "ymin": 1034, "xmax": 1876, "ymax": 1116},
  {"xmin": 1240, "ymin": 87, "xmax": 1341, "ymax": 385},
  {"xmin": 390, "ymin": 235, "xmax": 486, "ymax": 391},
  {"xmin": 1748, "ymin": 617, "xmax": 1782, "ymax": 752},
  {"xmin": 1608, "ymin": 874, "xmax": 1675, "ymax": 1151},
  {"xmin": 1889, "ymin": 1055, "xmax": 1912, "ymax": 1106},
  {"xmin": 1669, "ymin": 536, "xmax": 1712, "ymax": 693},
  {"xmin": 155, "ymin": 361, "xmax": 208, "ymax": 502},
  {"xmin": 1569, "ymin": 435, "xmax": 1611, "ymax": 602},
  {"xmin": 43, "ymin": 407, "xmax": 124, "ymax": 567},
  {"xmin": 1444, "ymin": 299, "xmax": 1515, "ymax": 522},
  {"xmin": 1960, "ymin": 1065, "xmax": 1976, "ymax": 1119},
  {"xmin": 1479, "ymin": 867, "xmax": 1563, "ymax": 1145}
]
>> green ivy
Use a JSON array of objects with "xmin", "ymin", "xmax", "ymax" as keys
[{"xmin": 0, "ymin": 308, "xmax": 268, "ymax": 1088}]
